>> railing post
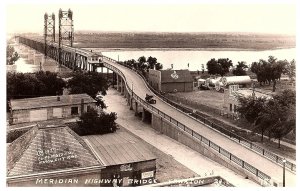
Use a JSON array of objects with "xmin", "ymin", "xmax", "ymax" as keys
[
  {"xmin": 239, "ymin": 137, "xmax": 240, "ymax": 143},
  {"xmin": 262, "ymin": 149, "xmax": 265, "ymax": 155},
  {"xmin": 250, "ymin": 143, "xmax": 252, "ymax": 149},
  {"xmin": 177, "ymin": 121, "xmax": 178, "ymax": 126},
  {"xmin": 276, "ymin": 156, "xmax": 278, "ymax": 162},
  {"xmin": 192, "ymin": 130, "xmax": 194, "ymax": 136},
  {"xmin": 218, "ymin": 147, "xmax": 220, "ymax": 153},
  {"xmin": 256, "ymin": 169, "xmax": 259, "ymax": 176},
  {"xmin": 208, "ymin": 140, "xmax": 210, "ymax": 146},
  {"xmin": 242, "ymin": 161, "xmax": 244, "ymax": 168},
  {"xmin": 229, "ymin": 153, "xmax": 232, "ymax": 160}
]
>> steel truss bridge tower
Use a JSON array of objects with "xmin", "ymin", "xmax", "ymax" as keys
[
  {"xmin": 44, "ymin": 12, "xmax": 55, "ymax": 58},
  {"xmin": 58, "ymin": 8, "xmax": 74, "ymax": 66}
]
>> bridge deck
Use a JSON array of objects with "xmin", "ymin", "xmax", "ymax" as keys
[{"xmin": 103, "ymin": 58, "xmax": 296, "ymax": 186}]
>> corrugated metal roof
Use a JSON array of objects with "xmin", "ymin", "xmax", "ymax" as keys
[
  {"xmin": 84, "ymin": 129, "xmax": 156, "ymax": 166},
  {"xmin": 10, "ymin": 94, "xmax": 96, "ymax": 110},
  {"xmin": 160, "ymin": 70, "xmax": 193, "ymax": 83},
  {"xmin": 7, "ymin": 125, "xmax": 103, "ymax": 177}
]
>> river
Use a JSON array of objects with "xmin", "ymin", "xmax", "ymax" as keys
[
  {"xmin": 7, "ymin": 43, "xmax": 296, "ymax": 73},
  {"xmin": 98, "ymin": 48, "xmax": 296, "ymax": 71}
]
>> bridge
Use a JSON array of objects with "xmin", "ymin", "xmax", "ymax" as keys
[{"xmin": 16, "ymin": 36, "xmax": 296, "ymax": 187}]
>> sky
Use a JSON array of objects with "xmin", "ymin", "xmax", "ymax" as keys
[{"xmin": 5, "ymin": 2, "xmax": 297, "ymax": 35}]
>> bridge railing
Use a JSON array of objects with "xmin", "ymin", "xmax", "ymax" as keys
[
  {"xmin": 102, "ymin": 57, "xmax": 273, "ymax": 185},
  {"xmin": 102, "ymin": 56, "xmax": 296, "ymax": 174}
]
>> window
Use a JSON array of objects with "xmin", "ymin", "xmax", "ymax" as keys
[{"xmin": 71, "ymin": 107, "xmax": 79, "ymax": 115}]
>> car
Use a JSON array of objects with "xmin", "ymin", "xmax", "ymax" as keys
[{"xmin": 145, "ymin": 94, "xmax": 156, "ymax": 104}]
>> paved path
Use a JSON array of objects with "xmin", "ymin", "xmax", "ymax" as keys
[
  {"xmin": 103, "ymin": 89, "xmax": 259, "ymax": 187},
  {"xmin": 103, "ymin": 59, "xmax": 296, "ymax": 186}
]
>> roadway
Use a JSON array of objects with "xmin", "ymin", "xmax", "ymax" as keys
[{"xmin": 103, "ymin": 58, "xmax": 296, "ymax": 187}]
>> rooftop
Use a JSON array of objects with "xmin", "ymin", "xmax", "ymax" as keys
[
  {"xmin": 10, "ymin": 94, "xmax": 96, "ymax": 110},
  {"xmin": 83, "ymin": 128, "xmax": 156, "ymax": 166},
  {"xmin": 235, "ymin": 89, "xmax": 272, "ymax": 99},
  {"xmin": 7, "ymin": 125, "xmax": 103, "ymax": 177}
]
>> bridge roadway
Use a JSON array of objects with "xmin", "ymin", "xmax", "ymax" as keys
[{"xmin": 102, "ymin": 57, "xmax": 296, "ymax": 186}]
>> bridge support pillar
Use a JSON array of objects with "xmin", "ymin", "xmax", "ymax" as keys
[
  {"xmin": 116, "ymin": 74, "xmax": 119, "ymax": 91},
  {"xmin": 134, "ymin": 101, "xmax": 139, "ymax": 116},
  {"xmin": 129, "ymin": 97, "xmax": 133, "ymax": 110},
  {"xmin": 112, "ymin": 72, "xmax": 116, "ymax": 88},
  {"xmin": 120, "ymin": 79, "xmax": 124, "ymax": 95},
  {"xmin": 121, "ymin": 79, "xmax": 125, "ymax": 96}
]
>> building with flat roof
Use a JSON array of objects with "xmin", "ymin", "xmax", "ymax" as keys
[
  {"xmin": 84, "ymin": 128, "xmax": 157, "ymax": 187},
  {"xmin": 9, "ymin": 94, "xmax": 96, "ymax": 125},
  {"xmin": 148, "ymin": 69, "xmax": 193, "ymax": 93},
  {"xmin": 7, "ymin": 124, "xmax": 104, "ymax": 187}
]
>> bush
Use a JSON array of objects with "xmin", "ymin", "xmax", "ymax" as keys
[{"xmin": 76, "ymin": 108, "xmax": 117, "ymax": 136}]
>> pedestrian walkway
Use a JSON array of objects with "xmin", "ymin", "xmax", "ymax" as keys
[{"xmin": 103, "ymin": 89, "xmax": 259, "ymax": 187}]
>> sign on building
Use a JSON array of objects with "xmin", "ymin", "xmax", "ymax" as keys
[
  {"xmin": 171, "ymin": 71, "xmax": 179, "ymax": 79},
  {"xmin": 120, "ymin": 164, "xmax": 133, "ymax": 172},
  {"xmin": 141, "ymin": 171, "xmax": 154, "ymax": 179}
]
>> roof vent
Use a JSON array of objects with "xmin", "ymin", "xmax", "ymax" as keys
[{"xmin": 57, "ymin": 96, "xmax": 60, "ymax": 101}]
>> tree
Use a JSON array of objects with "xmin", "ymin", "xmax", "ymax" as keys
[
  {"xmin": 7, "ymin": 45, "xmax": 20, "ymax": 65},
  {"xmin": 7, "ymin": 72, "xmax": 66, "ymax": 100},
  {"xmin": 232, "ymin": 61, "xmax": 248, "ymax": 76},
  {"xmin": 147, "ymin": 56, "xmax": 157, "ymax": 69},
  {"xmin": 35, "ymin": 71, "xmax": 66, "ymax": 96},
  {"xmin": 95, "ymin": 95, "xmax": 107, "ymax": 109},
  {"xmin": 206, "ymin": 58, "xmax": 233, "ymax": 76},
  {"xmin": 268, "ymin": 90, "xmax": 296, "ymax": 147},
  {"xmin": 250, "ymin": 56, "xmax": 286, "ymax": 92},
  {"xmin": 155, "ymin": 62, "xmax": 163, "ymax": 70},
  {"xmin": 138, "ymin": 56, "xmax": 147, "ymax": 70},
  {"xmin": 237, "ymin": 96, "xmax": 267, "ymax": 124},
  {"xmin": 283, "ymin": 59, "xmax": 296, "ymax": 81},
  {"xmin": 67, "ymin": 71, "xmax": 108, "ymax": 98},
  {"xmin": 237, "ymin": 89, "xmax": 295, "ymax": 144},
  {"xmin": 76, "ymin": 108, "xmax": 117, "ymax": 135}
]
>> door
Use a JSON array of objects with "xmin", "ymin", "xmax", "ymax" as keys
[{"xmin": 30, "ymin": 109, "xmax": 47, "ymax": 122}]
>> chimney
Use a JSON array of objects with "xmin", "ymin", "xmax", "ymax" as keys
[
  {"xmin": 57, "ymin": 96, "xmax": 60, "ymax": 101},
  {"xmin": 81, "ymin": 98, "xmax": 84, "ymax": 115}
]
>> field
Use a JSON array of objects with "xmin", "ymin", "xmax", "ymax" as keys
[{"xmin": 24, "ymin": 32, "xmax": 295, "ymax": 50}]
